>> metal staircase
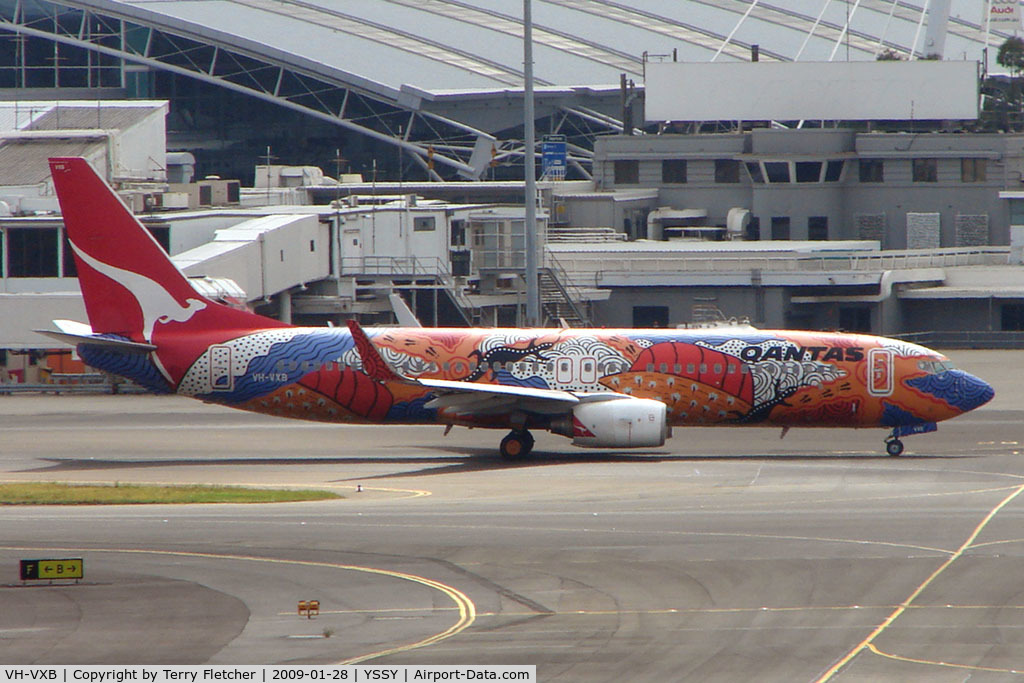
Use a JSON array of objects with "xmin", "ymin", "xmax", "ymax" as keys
[{"xmin": 538, "ymin": 253, "xmax": 591, "ymax": 327}]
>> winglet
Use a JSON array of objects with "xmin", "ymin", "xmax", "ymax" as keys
[{"xmin": 346, "ymin": 319, "xmax": 407, "ymax": 382}]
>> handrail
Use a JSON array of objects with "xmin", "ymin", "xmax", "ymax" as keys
[
  {"xmin": 551, "ymin": 247, "xmax": 1011, "ymax": 286},
  {"xmin": 339, "ymin": 255, "xmax": 475, "ymax": 324},
  {"xmin": 893, "ymin": 330, "xmax": 1024, "ymax": 349},
  {"xmin": 541, "ymin": 250, "xmax": 591, "ymax": 326}
]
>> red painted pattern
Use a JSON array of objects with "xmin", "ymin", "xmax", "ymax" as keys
[
  {"xmin": 300, "ymin": 367, "xmax": 393, "ymax": 421},
  {"xmin": 630, "ymin": 342, "xmax": 752, "ymax": 405}
]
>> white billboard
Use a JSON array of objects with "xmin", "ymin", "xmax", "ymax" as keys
[
  {"xmin": 987, "ymin": 0, "xmax": 1022, "ymax": 29},
  {"xmin": 645, "ymin": 61, "xmax": 978, "ymax": 122}
]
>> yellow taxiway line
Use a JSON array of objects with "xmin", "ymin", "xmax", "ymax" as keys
[
  {"xmin": 0, "ymin": 545, "xmax": 473, "ymax": 664},
  {"xmin": 814, "ymin": 482, "xmax": 1024, "ymax": 681}
]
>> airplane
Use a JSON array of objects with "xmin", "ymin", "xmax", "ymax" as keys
[{"xmin": 39, "ymin": 157, "xmax": 994, "ymax": 459}]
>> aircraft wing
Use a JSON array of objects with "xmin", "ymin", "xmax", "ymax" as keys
[
  {"xmin": 345, "ymin": 320, "xmax": 627, "ymax": 416},
  {"xmin": 34, "ymin": 319, "xmax": 157, "ymax": 352}
]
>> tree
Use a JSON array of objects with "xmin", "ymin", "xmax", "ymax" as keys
[
  {"xmin": 998, "ymin": 36, "xmax": 1024, "ymax": 76},
  {"xmin": 998, "ymin": 37, "xmax": 1024, "ymax": 130},
  {"xmin": 876, "ymin": 48, "xmax": 904, "ymax": 61}
]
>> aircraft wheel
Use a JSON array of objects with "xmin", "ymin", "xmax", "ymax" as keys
[
  {"xmin": 886, "ymin": 438, "xmax": 904, "ymax": 457},
  {"xmin": 500, "ymin": 430, "xmax": 534, "ymax": 459}
]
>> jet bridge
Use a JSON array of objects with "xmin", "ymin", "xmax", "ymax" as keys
[{"xmin": 172, "ymin": 214, "xmax": 330, "ymax": 302}]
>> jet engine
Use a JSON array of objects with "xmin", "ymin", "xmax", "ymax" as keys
[{"xmin": 552, "ymin": 398, "xmax": 669, "ymax": 448}]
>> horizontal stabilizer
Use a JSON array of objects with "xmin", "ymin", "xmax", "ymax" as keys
[{"xmin": 35, "ymin": 320, "xmax": 156, "ymax": 352}]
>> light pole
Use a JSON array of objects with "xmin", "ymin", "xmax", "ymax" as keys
[{"xmin": 523, "ymin": 0, "xmax": 540, "ymax": 327}]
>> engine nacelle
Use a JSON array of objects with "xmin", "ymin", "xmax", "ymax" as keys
[{"xmin": 552, "ymin": 398, "xmax": 668, "ymax": 448}]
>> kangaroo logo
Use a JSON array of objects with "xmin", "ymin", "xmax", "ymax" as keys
[{"xmin": 70, "ymin": 240, "xmax": 207, "ymax": 342}]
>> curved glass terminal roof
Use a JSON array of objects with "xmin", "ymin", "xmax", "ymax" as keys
[
  {"xmin": 3, "ymin": 0, "xmax": 1009, "ymax": 178},
  {"xmin": 76, "ymin": 0, "xmax": 1007, "ymax": 100}
]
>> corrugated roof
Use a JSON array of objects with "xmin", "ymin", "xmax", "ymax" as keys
[
  {"xmin": 0, "ymin": 138, "xmax": 105, "ymax": 186},
  {"xmin": 26, "ymin": 106, "xmax": 157, "ymax": 132}
]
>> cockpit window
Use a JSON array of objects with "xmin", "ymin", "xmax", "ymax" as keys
[{"xmin": 917, "ymin": 359, "xmax": 956, "ymax": 374}]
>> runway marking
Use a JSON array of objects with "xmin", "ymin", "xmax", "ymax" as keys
[
  {"xmin": 814, "ymin": 482, "xmax": 1024, "ymax": 682},
  {"xmin": 971, "ymin": 537, "xmax": 1024, "ymax": 549},
  {"xmin": 0, "ymin": 545, "xmax": 475, "ymax": 665},
  {"xmin": 866, "ymin": 642, "xmax": 1023, "ymax": 675},
  {"xmin": 282, "ymin": 602, "xmax": 1024, "ymax": 619},
  {"xmin": 237, "ymin": 520, "xmax": 954, "ymax": 556}
]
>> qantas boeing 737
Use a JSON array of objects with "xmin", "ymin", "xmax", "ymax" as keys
[{"xmin": 39, "ymin": 157, "xmax": 994, "ymax": 458}]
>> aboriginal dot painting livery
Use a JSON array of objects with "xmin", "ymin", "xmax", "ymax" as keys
[{"xmin": 43, "ymin": 157, "xmax": 994, "ymax": 459}]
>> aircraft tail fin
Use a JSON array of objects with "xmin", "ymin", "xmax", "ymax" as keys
[
  {"xmin": 49, "ymin": 157, "xmax": 286, "ymax": 342},
  {"xmin": 346, "ymin": 320, "xmax": 409, "ymax": 383}
]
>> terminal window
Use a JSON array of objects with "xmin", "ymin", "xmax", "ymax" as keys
[
  {"xmin": 771, "ymin": 216, "xmax": 791, "ymax": 240},
  {"xmin": 5, "ymin": 227, "xmax": 58, "ymax": 277},
  {"xmin": 614, "ymin": 160, "xmax": 639, "ymax": 185},
  {"xmin": 912, "ymin": 158, "xmax": 938, "ymax": 182},
  {"xmin": 859, "ymin": 159, "xmax": 884, "ymax": 183},
  {"xmin": 662, "ymin": 159, "xmax": 687, "ymax": 184},
  {"xmin": 795, "ymin": 161, "xmax": 822, "ymax": 183},
  {"xmin": 765, "ymin": 162, "xmax": 790, "ymax": 183},
  {"xmin": 840, "ymin": 307, "xmax": 871, "ymax": 332},
  {"xmin": 961, "ymin": 158, "xmax": 987, "ymax": 182},
  {"xmin": 808, "ymin": 216, "xmax": 829, "ymax": 240},
  {"xmin": 1002, "ymin": 303, "xmax": 1024, "ymax": 331},
  {"xmin": 633, "ymin": 305, "xmax": 669, "ymax": 328},
  {"xmin": 715, "ymin": 159, "xmax": 740, "ymax": 183},
  {"xmin": 824, "ymin": 160, "xmax": 845, "ymax": 182}
]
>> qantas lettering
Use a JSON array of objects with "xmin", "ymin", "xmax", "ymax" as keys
[{"xmin": 739, "ymin": 346, "xmax": 864, "ymax": 363}]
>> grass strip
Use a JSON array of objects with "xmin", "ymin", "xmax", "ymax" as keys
[{"xmin": 0, "ymin": 482, "xmax": 341, "ymax": 505}]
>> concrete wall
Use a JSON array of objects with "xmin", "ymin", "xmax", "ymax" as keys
[
  {"xmin": 0, "ymin": 292, "xmax": 86, "ymax": 349},
  {"xmin": 593, "ymin": 130, "xmax": 1022, "ymax": 247},
  {"xmin": 592, "ymin": 285, "xmax": 788, "ymax": 329}
]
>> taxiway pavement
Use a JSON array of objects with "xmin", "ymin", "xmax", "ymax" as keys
[{"xmin": 1, "ymin": 350, "xmax": 1022, "ymax": 681}]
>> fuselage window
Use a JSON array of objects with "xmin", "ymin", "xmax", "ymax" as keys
[
  {"xmin": 556, "ymin": 359, "xmax": 573, "ymax": 384},
  {"xmin": 714, "ymin": 363, "xmax": 722, "ymax": 374},
  {"xmin": 700, "ymin": 363, "xmax": 707, "ymax": 373},
  {"xmin": 442, "ymin": 362, "xmax": 451, "ymax": 372},
  {"xmin": 741, "ymin": 365, "xmax": 750, "ymax": 374},
  {"xmin": 726, "ymin": 364, "xmax": 736, "ymax": 374},
  {"xmin": 493, "ymin": 361, "xmax": 503, "ymax": 372},
  {"xmin": 687, "ymin": 363, "xmax": 695, "ymax": 373},
  {"xmin": 673, "ymin": 363, "xmax": 682, "ymax": 374},
  {"xmin": 646, "ymin": 363, "xmax": 655, "ymax": 372},
  {"xmin": 581, "ymin": 358, "xmax": 597, "ymax": 384}
]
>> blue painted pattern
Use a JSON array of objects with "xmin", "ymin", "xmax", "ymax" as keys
[
  {"xmin": 906, "ymin": 369, "xmax": 994, "ymax": 412},
  {"xmin": 881, "ymin": 402, "xmax": 928, "ymax": 427},
  {"xmin": 79, "ymin": 342, "xmax": 171, "ymax": 394},
  {"xmin": 493, "ymin": 370, "xmax": 551, "ymax": 389},
  {"xmin": 387, "ymin": 396, "xmax": 437, "ymax": 422},
  {"xmin": 199, "ymin": 329, "xmax": 354, "ymax": 404}
]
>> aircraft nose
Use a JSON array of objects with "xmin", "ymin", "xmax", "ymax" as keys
[
  {"xmin": 906, "ymin": 368, "xmax": 994, "ymax": 416},
  {"xmin": 947, "ymin": 369, "xmax": 995, "ymax": 414}
]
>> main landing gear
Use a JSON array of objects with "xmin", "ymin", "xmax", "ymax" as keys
[
  {"xmin": 500, "ymin": 429, "xmax": 535, "ymax": 459},
  {"xmin": 884, "ymin": 432, "xmax": 905, "ymax": 457}
]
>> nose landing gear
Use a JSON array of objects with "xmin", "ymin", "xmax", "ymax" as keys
[
  {"xmin": 500, "ymin": 429, "xmax": 535, "ymax": 459},
  {"xmin": 884, "ymin": 435, "xmax": 905, "ymax": 457}
]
